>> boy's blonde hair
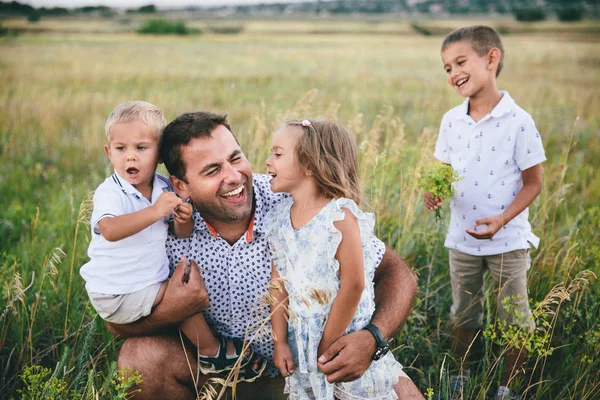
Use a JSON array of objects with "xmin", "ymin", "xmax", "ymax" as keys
[
  {"xmin": 442, "ymin": 25, "xmax": 505, "ymax": 77},
  {"xmin": 105, "ymin": 101, "xmax": 166, "ymax": 140},
  {"xmin": 286, "ymin": 120, "xmax": 361, "ymax": 205}
]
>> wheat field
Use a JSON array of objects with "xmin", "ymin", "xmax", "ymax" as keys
[{"xmin": 1, "ymin": 17, "xmax": 599, "ymax": 399}]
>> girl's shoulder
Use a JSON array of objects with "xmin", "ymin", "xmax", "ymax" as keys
[
  {"xmin": 264, "ymin": 196, "xmax": 293, "ymax": 233},
  {"xmin": 329, "ymin": 197, "xmax": 375, "ymax": 236}
]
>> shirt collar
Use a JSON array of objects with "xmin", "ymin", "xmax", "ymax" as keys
[
  {"xmin": 489, "ymin": 90, "xmax": 515, "ymax": 118},
  {"xmin": 111, "ymin": 172, "xmax": 168, "ymax": 201},
  {"xmin": 192, "ymin": 174, "xmax": 267, "ymax": 244},
  {"xmin": 452, "ymin": 90, "xmax": 515, "ymax": 122}
]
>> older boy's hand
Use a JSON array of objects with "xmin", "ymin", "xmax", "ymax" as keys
[
  {"xmin": 424, "ymin": 192, "xmax": 444, "ymax": 211},
  {"xmin": 173, "ymin": 202, "xmax": 193, "ymax": 224},
  {"xmin": 466, "ymin": 215, "xmax": 504, "ymax": 240}
]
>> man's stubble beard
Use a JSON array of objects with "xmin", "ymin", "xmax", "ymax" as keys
[{"xmin": 193, "ymin": 184, "xmax": 254, "ymax": 224}]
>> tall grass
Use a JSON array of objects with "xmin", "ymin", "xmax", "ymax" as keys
[{"xmin": 1, "ymin": 20, "xmax": 599, "ymax": 398}]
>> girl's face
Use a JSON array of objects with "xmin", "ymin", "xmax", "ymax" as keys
[{"xmin": 266, "ymin": 125, "xmax": 308, "ymax": 193}]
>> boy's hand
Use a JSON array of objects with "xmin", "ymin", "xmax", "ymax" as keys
[
  {"xmin": 466, "ymin": 214, "xmax": 503, "ymax": 240},
  {"xmin": 173, "ymin": 202, "xmax": 193, "ymax": 224},
  {"xmin": 273, "ymin": 342, "xmax": 295, "ymax": 377},
  {"xmin": 154, "ymin": 192, "xmax": 183, "ymax": 219},
  {"xmin": 424, "ymin": 192, "xmax": 444, "ymax": 211}
]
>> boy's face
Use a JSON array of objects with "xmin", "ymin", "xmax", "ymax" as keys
[
  {"xmin": 441, "ymin": 41, "xmax": 496, "ymax": 98},
  {"xmin": 104, "ymin": 120, "xmax": 160, "ymax": 191}
]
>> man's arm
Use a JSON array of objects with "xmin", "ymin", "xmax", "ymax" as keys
[
  {"xmin": 370, "ymin": 246, "xmax": 418, "ymax": 338},
  {"xmin": 317, "ymin": 246, "xmax": 417, "ymax": 383},
  {"xmin": 107, "ymin": 258, "xmax": 209, "ymax": 337}
]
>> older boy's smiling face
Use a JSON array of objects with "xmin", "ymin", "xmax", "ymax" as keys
[{"xmin": 442, "ymin": 41, "xmax": 493, "ymax": 98}]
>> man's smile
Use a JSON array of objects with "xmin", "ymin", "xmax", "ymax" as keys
[{"xmin": 221, "ymin": 184, "xmax": 245, "ymax": 198}]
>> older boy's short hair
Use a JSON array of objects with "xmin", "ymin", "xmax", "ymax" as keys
[
  {"xmin": 105, "ymin": 101, "xmax": 166, "ymax": 140},
  {"xmin": 442, "ymin": 25, "xmax": 505, "ymax": 77}
]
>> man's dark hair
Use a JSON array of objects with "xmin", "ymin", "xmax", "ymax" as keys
[
  {"xmin": 160, "ymin": 111, "xmax": 232, "ymax": 181},
  {"xmin": 442, "ymin": 25, "xmax": 505, "ymax": 77}
]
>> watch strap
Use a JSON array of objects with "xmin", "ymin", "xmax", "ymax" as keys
[{"xmin": 363, "ymin": 323, "xmax": 390, "ymax": 360}]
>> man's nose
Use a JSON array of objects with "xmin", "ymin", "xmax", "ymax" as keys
[
  {"xmin": 126, "ymin": 153, "xmax": 136, "ymax": 161},
  {"xmin": 223, "ymin": 162, "xmax": 242, "ymax": 183}
]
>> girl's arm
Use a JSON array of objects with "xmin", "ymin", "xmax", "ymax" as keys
[
  {"xmin": 270, "ymin": 263, "xmax": 295, "ymax": 376},
  {"xmin": 318, "ymin": 208, "xmax": 365, "ymax": 357},
  {"xmin": 99, "ymin": 192, "xmax": 183, "ymax": 242}
]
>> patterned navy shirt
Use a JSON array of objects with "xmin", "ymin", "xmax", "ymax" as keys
[{"xmin": 165, "ymin": 174, "xmax": 386, "ymax": 377}]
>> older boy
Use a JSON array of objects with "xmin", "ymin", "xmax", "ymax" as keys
[{"xmin": 425, "ymin": 26, "xmax": 545, "ymax": 400}]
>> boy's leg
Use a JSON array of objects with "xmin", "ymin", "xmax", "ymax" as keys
[
  {"xmin": 118, "ymin": 333, "xmax": 282, "ymax": 400},
  {"xmin": 487, "ymin": 249, "xmax": 534, "ymax": 388},
  {"xmin": 449, "ymin": 249, "xmax": 485, "ymax": 375},
  {"xmin": 180, "ymin": 314, "xmax": 220, "ymax": 356}
]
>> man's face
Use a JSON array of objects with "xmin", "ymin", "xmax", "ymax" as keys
[{"xmin": 176, "ymin": 125, "xmax": 254, "ymax": 225}]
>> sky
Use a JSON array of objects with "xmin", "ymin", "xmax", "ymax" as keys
[{"xmin": 23, "ymin": 0, "xmax": 303, "ymax": 8}]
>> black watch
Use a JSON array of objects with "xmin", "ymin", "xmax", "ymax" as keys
[{"xmin": 363, "ymin": 323, "xmax": 390, "ymax": 360}]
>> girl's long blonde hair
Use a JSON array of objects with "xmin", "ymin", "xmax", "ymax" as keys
[{"xmin": 287, "ymin": 119, "xmax": 361, "ymax": 205}]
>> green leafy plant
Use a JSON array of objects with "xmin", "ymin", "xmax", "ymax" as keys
[{"xmin": 419, "ymin": 163, "xmax": 461, "ymax": 221}]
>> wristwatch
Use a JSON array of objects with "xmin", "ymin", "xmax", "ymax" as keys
[{"xmin": 363, "ymin": 323, "xmax": 390, "ymax": 360}]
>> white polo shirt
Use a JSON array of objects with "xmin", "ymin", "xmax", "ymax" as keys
[
  {"xmin": 434, "ymin": 91, "xmax": 546, "ymax": 256},
  {"xmin": 80, "ymin": 172, "xmax": 171, "ymax": 294}
]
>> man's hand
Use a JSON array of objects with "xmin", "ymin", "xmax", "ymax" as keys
[
  {"xmin": 317, "ymin": 330, "xmax": 376, "ymax": 383},
  {"xmin": 173, "ymin": 202, "xmax": 193, "ymax": 224},
  {"xmin": 164, "ymin": 257, "xmax": 210, "ymax": 316},
  {"xmin": 106, "ymin": 257, "xmax": 210, "ymax": 338},
  {"xmin": 424, "ymin": 192, "xmax": 444, "ymax": 211},
  {"xmin": 466, "ymin": 214, "xmax": 503, "ymax": 240},
  {"xmin": 153, "ymin": 192, "xmax": 184, "ymax": 219}
]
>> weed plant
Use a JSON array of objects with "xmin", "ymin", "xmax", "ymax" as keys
[{"xmin": 0, "ymin": 20, "xmax": 599, "ymax": 399}]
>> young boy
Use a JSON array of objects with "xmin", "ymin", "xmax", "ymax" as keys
[
  {"xmin": 80, "ymin": 101, "xmax": 262, "ymax": 382},
  {"xmin": 424, "ymin": 26, "xmax": 545, "ymax": 400}
]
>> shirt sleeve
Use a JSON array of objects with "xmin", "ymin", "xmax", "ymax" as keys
[
  {"xmin": 90, "ymin": 185, "xmax": 126, "ymax": 235},
  {"xmin": 433, "ymin": 114, "xmax": 451, "ymax": 164},
  {"xmin": 369, "ymin": 235, "xmax": 386, "ymax": 271},
  {"xmin": 515, "ymin": 115, "xmax": 546, "ymax": 171}
]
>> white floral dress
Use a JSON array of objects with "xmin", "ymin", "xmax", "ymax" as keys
[{"xmin": 266, "ymin": 197, "xmax": 404, "ymax": 400}]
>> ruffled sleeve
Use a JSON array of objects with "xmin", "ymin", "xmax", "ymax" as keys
[{"xmin": 326, "ymin": 198, "xmax": 376, "ymax": 274}]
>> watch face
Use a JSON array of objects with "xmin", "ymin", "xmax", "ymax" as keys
[{"xmin": 373, "ymin": 345, "xmax": 390, "ymax": 360}]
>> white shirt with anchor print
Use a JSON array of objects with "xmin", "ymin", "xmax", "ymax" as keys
[{"xmin": 434, "ymin": 91, "xmax": 546, "ymax": 256}]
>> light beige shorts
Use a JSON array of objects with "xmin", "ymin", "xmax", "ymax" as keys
[
  {"xmin": 88, "ymin": 282, "xmax": 163, "ymax": 324},
  {"xmin": 449, "ymin": 249, "xmax": 535, "ymax": 330}
]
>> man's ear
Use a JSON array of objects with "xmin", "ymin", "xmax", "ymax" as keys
[
  {"xmin": 170, "ymin": 175, "xmax": 190, "ymax": 200},
  {"xmin": 104, "ymin": 145, "xmax": 111, "ymax": 159},
  {"xmin": 487, "ymin": 48, "xmax": 501, "ymax": 71}
]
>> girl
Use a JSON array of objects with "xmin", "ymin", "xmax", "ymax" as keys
[{"xmin": 265, "ymin": 119, "xmax": 404, "ymax": 399}]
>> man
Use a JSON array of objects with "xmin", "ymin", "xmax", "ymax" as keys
[{"xmin": 109, "ymin": 111, "xmax": 424, "ymax": 399}]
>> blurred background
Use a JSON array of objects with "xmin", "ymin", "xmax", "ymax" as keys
[{"xmin": 1, "ymin": 0, "xmax": 599, "ymax": 398}]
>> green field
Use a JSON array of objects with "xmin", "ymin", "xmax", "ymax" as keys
[{"xmin": 1, "ymin": 17, "xmax": 599, "ymax": 399}]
